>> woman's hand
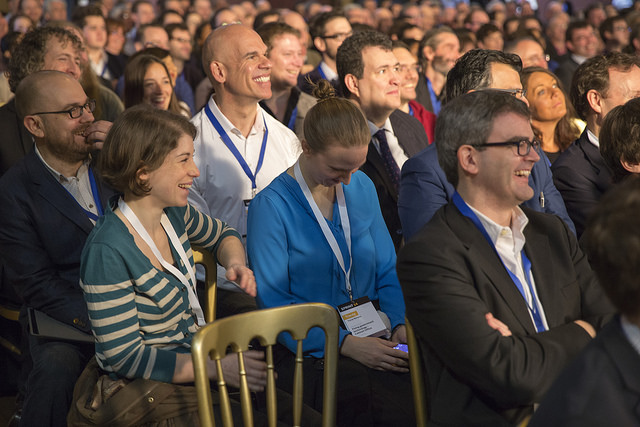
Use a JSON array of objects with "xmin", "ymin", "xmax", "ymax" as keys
[
  {"xmin": 225, "ymin": 264, "xmax": 256, "ymax": 297},
  {"xmin": 340, "ymin": 335, "xmax": 409, "ymax": 373},
  {"xmin": 391, "ymin": 325, "xmax": 407, "ymax": 344},
  {"xmin": 213, "ymin": 350, "xmax": 268, "ymax": 391}
]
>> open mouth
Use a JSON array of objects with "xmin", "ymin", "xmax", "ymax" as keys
[
  {"xmin": 514, "ymin": 170, "xmax": 531, "ymax": 177},
  {"xmin": 178, "ymin": 183, "xmax": 192, "ymax": 189},
  {"xmin": 72, "ymin": 125, "xmax": 90, "ymax": 136},
  {"xmin": 254, "ymin": 75, "xmax": 270, "ymax": 83}
]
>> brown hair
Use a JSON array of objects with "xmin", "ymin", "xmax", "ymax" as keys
[
  {"xmin": 123, "ymin": 53, "xmax": 182, "ymax": 115},
  {"xmin": 600, "ymin": 98, "xmax": 640, "ymax": 183},
  {"xmin": 99, "ymin": 105, "xmax": 197, "ymax": 196},
  {"xmin": 521, "ymin": 66, "xmax": 580, "ymax": 152},
  {"xmin": 303, "ymin": 79, "xmax": 370, "ymax": 153}
]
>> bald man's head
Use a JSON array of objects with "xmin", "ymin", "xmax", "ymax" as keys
[{"xmin": 16, "ymin": 71, "xmax": 81, "ymax": 119}]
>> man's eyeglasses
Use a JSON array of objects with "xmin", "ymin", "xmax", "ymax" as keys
[
  {"xmin": 474, "ymin": 138, "xmax": 541, "ymax": 156},
  {"xmin": 398, "ymin": 64, "xmax": 422, "ymax": 74},
  {"xmin": 323, "ymin": 31, "xmax": 352, "ymax": 41},
  {"xmin": 492, "ymin": 88, "xmax": 527, "ymax": 99},
  {"xmin": 31, "ymin": 99, "xmax": 96, "ymax": 119}
]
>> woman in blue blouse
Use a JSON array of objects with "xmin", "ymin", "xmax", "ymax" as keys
[{"xmin": 247, "ymin": 82, "xmax": 414, "ymax": 426}]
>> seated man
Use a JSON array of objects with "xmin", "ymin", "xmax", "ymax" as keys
[
  {"xmin": 0, "ymin": 70, "xmax": 114, "ymax": 427},
  {"xmin": 399, "ymin": 49, "xmax": 574, "ymax": 241},
  {"xmin": 599, "ymin": 97, "xmax": 640, "ymax": 183},
  {"xmin": 397, "ymin": 90, "xmax": 614, "ymax": 426},
  {"xmin": 530, "ymin": 175, "xmax": 640, "ymax": 426}
]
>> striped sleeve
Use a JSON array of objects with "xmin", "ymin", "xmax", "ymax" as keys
[{"xmin": 181, "ymin": 204, "xmax": 241, "ymax": 264}]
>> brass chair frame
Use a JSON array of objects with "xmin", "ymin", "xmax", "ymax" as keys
[
  {"xmin": 406, "ymin": 318, "xmax": 428, "ymax": 427},
  {"xmin": 192, "ymin": 246, "xmax": 217, "ymax": 323},
  {"xmin": 191, "ymin": 303, "xmax": 339, "ymax": 427}
]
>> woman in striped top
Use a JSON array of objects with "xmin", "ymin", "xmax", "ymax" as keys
[{"xmin": 79, "ymin": 105, "xmax": 263, "ymax": 389}]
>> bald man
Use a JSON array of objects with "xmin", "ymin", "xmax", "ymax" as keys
[
  {"xmin": 0, "ymin": 70, "xmax": 114, "ymax": 427},
  {"xmin": 188, "ymin": 24, "xmax": 300, "ymax": 317}
]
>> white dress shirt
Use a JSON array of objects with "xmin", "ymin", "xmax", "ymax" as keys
[{"xmin": 368, "ymin": 117, "xmax": 409, "ymax": 169}]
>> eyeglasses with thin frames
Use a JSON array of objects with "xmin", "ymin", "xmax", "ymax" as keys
[
  {"xmin": 31, "ymin": 99, "xmax": 96, "ymax": 119},
  {"xmin": 474, "ymin": 138, "xmax": 541, "ymax": 156}
]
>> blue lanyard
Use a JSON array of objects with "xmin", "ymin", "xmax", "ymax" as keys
[
  {"xmin": 317, "ymin": 65, "xmax": 327, "ymax": 80},
  {"xmin": 408, "ymin": 104, "xmax": 414, "ymax": 116},
  {"xmin": 204, "ymin": 103, "xmax": 268, "ymax": 192},
  {"xmin": 453, "ymin": 192, "xmax": 546, "ymax": 332},
  {"xmin": 426, "ymin": 77, "xmax": 441, "ymax": 116},
  {"xmin": 64, "ymin": 167, "xmax": 104, "ymax": 222},
  {"xmin": 286, "ymin": 106, "xmax": 298, "ymax": 131}
]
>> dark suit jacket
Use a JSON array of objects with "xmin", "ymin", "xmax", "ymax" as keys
[
  {"xmin": 414, "ymin": 75, "xmax": 435, "ymax": 114},
  {"xmin": 0, "ymin": 99, "xmax": 33, "ymax": 177},
  {"xmin": 397, "ymin": 204, "xmax": 614, "ymax": 426},
  {"xmin": 555, "ymin": 55, "xmax": 580, "ymax": 92},
  {"xmin": 297, "ymin": 64, "xmax": 342, "ymax": 96},
  {"xmin": 0, "ymin": 150, "xmax": 114, "ymax": 332},
  {"xmin": 552, "ymin": 130, "xmax": 613, "ymax": 237},
  {"xmin": 360, "ymin": 110, "xmax": 429, "ymax": 250},
  {"xmin": 399, "ymin": 143, "xmax": 576, "ymax": 241},
  {"xmin": 530, "ymin": 316, "xmax": 640, "ymax": 427}
]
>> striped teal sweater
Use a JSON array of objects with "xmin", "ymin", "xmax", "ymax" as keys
[{"xmin": 80, "ymin": 201, "xmax": 240, "ymax": 383}]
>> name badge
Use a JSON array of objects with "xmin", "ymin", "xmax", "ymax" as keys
[{"xmin": 338, "ymin": 296, "xmax": 389, "ymax": 338}]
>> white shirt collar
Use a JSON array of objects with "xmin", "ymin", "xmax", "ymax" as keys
[
  {"xmin": 587, "ymin": 128, "xmax": 599, "ymax": 148},
  {"xmin": 621, "ymin": 316, "xmax": 640, "ymax": 357},
  {"xmin": 207, "ymin": 97, "xmax": 265, "ymax": 138},
  {"xmin": 468, "ymin": 204, "xmax": 529, "ymax": 251},
  {"xmin": 319, "ymin": 61, "xmax": 338, "ymax": 81}
]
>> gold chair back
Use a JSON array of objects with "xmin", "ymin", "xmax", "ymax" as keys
[
  {"xmin": 406, "ymin": 318, "xmax": 428, "ymax": 427},
  {"xmin": 191, "ymin": 302, "xmax": 339, "ymax": 427},
  {"xmin": 192, "ymin": 246, "xmax": 217, "ymax": 323}
]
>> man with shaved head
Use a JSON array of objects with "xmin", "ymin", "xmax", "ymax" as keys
[
  {"xmin": 188, "ymin": 24, "xmax": 300, "ymax": 317},
  {"xmin": 0, "ymin": 70, "xmax": 114, "ymax": 427}
]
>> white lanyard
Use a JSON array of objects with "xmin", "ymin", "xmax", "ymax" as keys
[
  {"xmin": 294, "ymin": 161, "xmax": 353, "ymax": 299},
  {"xmin": 118, "ymin": 198, "xmax": 205, "ymax": 325}
]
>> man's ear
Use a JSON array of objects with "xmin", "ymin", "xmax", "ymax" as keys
[
  {"xmin": 566, "ymin": 39, "xmax": 575, "ymax": 53},
  {"xmin": 457, "ymin": 145, "xmax": 480, "ymax": 177},
  {"xmin": 313, "ymin": 36, "xmax": 326, "ymax": 53},
  {"xmin": 209, "ymin": 60, "xmax": 226, "ymax": 84},
  {"xmin": 586, "ymin": 89, "xmax": 603, "ymax": 115},
  {"xmin": 344, "ymin": 74, "xmax": 359, "ymax": 98},
  {"xmin": 422, "ymin": 45, "xmax": 435, "ymax": 63},
  {"xmin": 621, "ymin": 158, "xmax": 640, "ymax": 174},
  {"xmin": 23, "ymin": 115, "xmax": 44, "ymax": 139}
]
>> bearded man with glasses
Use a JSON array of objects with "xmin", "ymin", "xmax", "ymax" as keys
[
  {"xmin": 397, "ymin": 90, "xmax": 614, "ymax": 427},
  {"xmin": 0, "ymin": 70, "xmax": 115, "ymax": 427}
]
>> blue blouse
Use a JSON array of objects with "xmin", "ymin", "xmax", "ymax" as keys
[{"xmin": 247, "ymin": 170, "xmax": 405, "ymax": 357}]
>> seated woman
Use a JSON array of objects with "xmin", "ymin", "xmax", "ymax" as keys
[
  {"xmin": 522, "ymin": 66, "xmax": 582, "ymax": 163},
  {"xmin": 72, "ymin": 106, "xmax": 307, "ymax": 425},
  {"xmin": 123, "ymin": 53, "xmax": 191, "ymax": 117},
  {"xmin": 247, "ymin": 82, "xmax": 414, "ymax": 427}
]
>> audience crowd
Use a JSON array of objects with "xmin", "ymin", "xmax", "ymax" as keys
[{"xmin": 1, "ymin": 0, "xmax": 640, "ymax": 424}]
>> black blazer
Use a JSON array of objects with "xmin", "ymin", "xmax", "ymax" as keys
[
  {"xmin": 551, "ymin": 130, "xmax": 613, "ymax": 237},
  {"xmin": 530, "ymin": 316, "xmax": 640, "ymax": 426},
  {"xmin": 0, "ymin": 99, "xmax": 33, "ymax": 177},
  {"xmin": 0, "ymin": 150, "xmax": 115, "ymax": 332},
  {"xmin": 414, "ymin": 76, "xmax": 435, "ymax": 114},
  {"xmin": 555, "ymin": 55, "xmax": 580, "ymax": 93},
  {"xmin": 360, "ymin": 110, "xmax": 429, "ymax": 251},
  {"xmin": 397, "ymin": 204, "xmax": 614, "ymax": 426}
]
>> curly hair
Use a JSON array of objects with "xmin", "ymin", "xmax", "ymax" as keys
[{"xmin": 8, "ymin": 26, "xmax": 81, "ymax": 92}]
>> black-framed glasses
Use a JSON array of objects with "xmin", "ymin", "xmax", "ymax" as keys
[
  {"xmin": 322, "ymin": 31, "xmax": 352, "ymax": 41},
  {"xmin": 31, "ymin": 99, "xmax": 96, "ymax": 119},
  {"xmin": 474, "ymin": 138, "xmax": 541, "ymax": 156}
]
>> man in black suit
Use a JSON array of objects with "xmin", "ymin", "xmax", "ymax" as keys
[
  {"xmin": 552, "ymin": 52, "xmax": 640, "ymax": 237},
  {"xmin": 531, "ymin": 176, "xmax": 640, "ymax": 427},
  {"xmin": 336, "ymin": 30, "xmax": 429, "ymax": 250},
  {"xmin": 555, "ymin": 20, "xmax": 599, "ymax": 90},
  {"xmin": 0, "ymin": 71, "xmax": 114, "ymax": 427},
  {"xmin": 298, "ymin": 11, "xmax": 351, "ymax": 96},
  {"xmin": 397, "ymin": 90, "xmax": 613, "ymax": 426}
]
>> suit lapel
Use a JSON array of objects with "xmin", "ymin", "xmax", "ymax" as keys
[
  {"xmin": 449, "ymin": 205, "xmax": 538, "ymax": 335},
  {"xmin": 577, "ymin": 131, "xmax": 613, "ymax": 191},
  {"xmin": 366, "ymin": 142, "xmax": 398, "ymax": 201},
  {"xmin": 26, "ymin": 152, "xmax": 96, "ymax": 236}
]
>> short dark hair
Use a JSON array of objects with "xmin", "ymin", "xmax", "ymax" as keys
[
  {"xmin": 131, "ymin": 0, "xmax": 153, "ymax": 15},
  {"xmin": 570, "ymin": 52, "xmax": 639, "ymax": 120},
  {"xmin": 253, "ymin": 10, "xmax": 280, "ymax": 31},
  {"xmin": 444, "ymin": 48, "xmax": 522, "ymax": 104},
  {"xmin": 599, "ymin": 98, "xmax": 640, "ymax": 183},
  {"xmin": 419, "ymin": 26, "xmax": 455, "ymax": 62},
  {"xmin": 337, "ymin": 29, "xmax": 392, "ymax": 97},
  {"xmin": 256, "ymin": 22, "xmax": 300, "ymax": 51},
  {"xmin": 309, "ymin": 10, "xmax": 346, "ymax": 40},
  {"xmin": 165, "ymin": 22, "xmax": 189, "ymax": 39},
  {"xmin": 99, "ymin": 105, "xmax": 197, "ymax": 196},
  {"xmin": 8, "ymin": 26, "xmax": 82, "ymax": 92},
  {"xmin": 566, "ymin": 20, "xmax": 591, "ymax": 43},
  {"xmin": 135, "ymin": 23, "xmax": 166, "ymax": 44},
  {"xmin": 476, "ymin": 23, "xmax": 501, "ymax": 44},
  {"xmin": 584, "ymin": 174, "xmax": 640, "ymax": 318},
  {"xmin": 599, "ymin": 15, "xmax": 627, "ymax": 41},
  {"xmin": 71, "ymin": 4, "xmax": 104, "ymax": 29},
  {"xmin": 436, "ymin": 90, "xmax": 530, "ymax": 186}
]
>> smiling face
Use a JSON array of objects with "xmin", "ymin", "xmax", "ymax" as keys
[
  {"xmin": 568, "ymin": 25, "xmax": 598, "ymax": 58},
  {"xmin": 354, "ymin": 45, "xmax": 401, "ymax": 123},
  {"xmin": 472, "ymin": 112, "xmax": 539, "ymax": 212},
  {"xmin": 268, "ymin": 33, "xmax": 304, "ymax": 91},
  {"xmin": 42, "ymin": 36, "xmax": 82, "ymax": 80},
  {"xmin": 425, "ymin": 32, "xmax": 460, "ymax": 76},
  {"xmin": 393, "ymin": 46, "xmax": 419, "ymax": 103},
  {"xmin": 142, "ymin": 133, "xmax": 200, "ymax": 208},
  {"xmin": 304, "ymin": 142, "xmax": 369, "ymax": 187},
  {"xmin": 526, "ymin": 71, "xmax": 567, "ymax": 123},
  {"xmin": 142, "ymin": 62, "xmax": 173, "ymax": 110}
]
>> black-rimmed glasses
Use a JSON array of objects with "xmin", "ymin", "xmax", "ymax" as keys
[
  {"xmin": 31, "ymin": 99, "xmax": 96, "ymax": 119},
  {"xmin": 322, "ymin": 31, "xmax": 352, "ymax": 41},
  {"xmin": 474, "ymin": 138, "xmax": 541, "ymax": 156}
]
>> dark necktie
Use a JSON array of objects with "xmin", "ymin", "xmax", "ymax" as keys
[{"xmin": 375, "ymin": 129, "xmax": 400, "ymax": 191}]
